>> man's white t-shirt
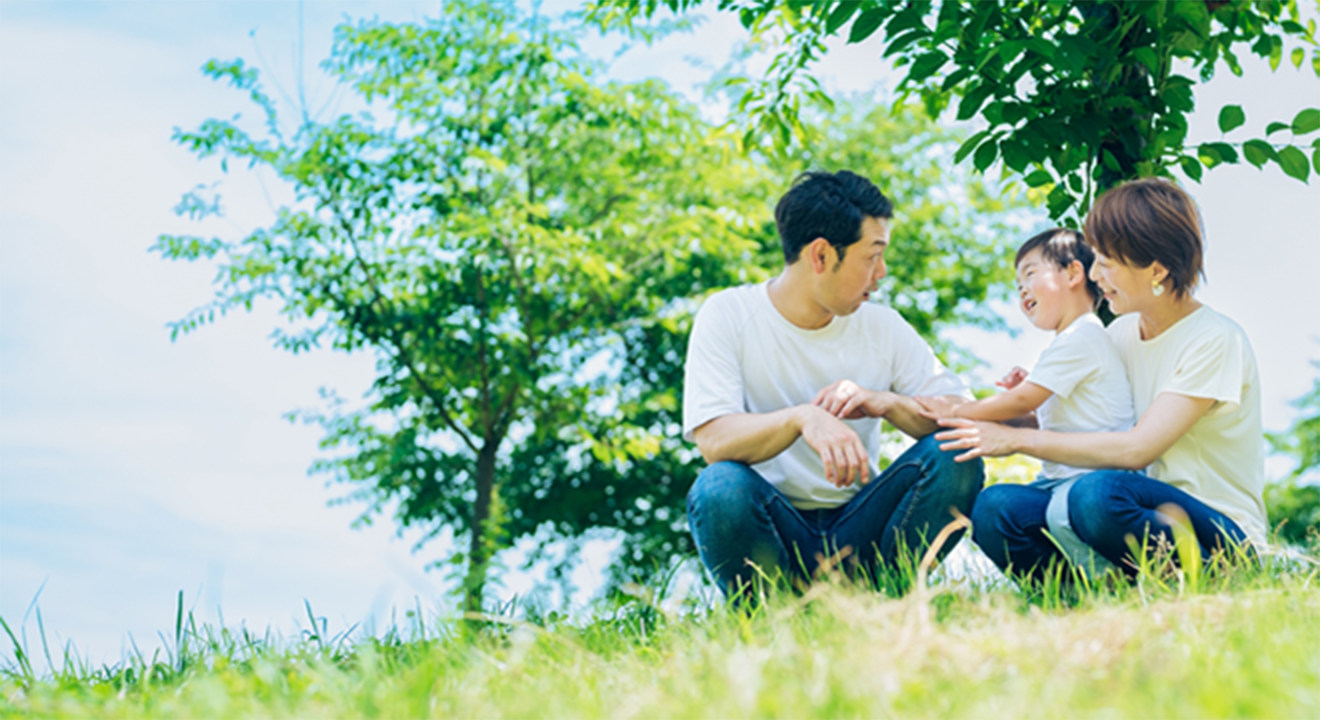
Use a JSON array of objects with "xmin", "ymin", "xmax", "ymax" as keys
[
  {"xmin": 682, "ymin": 282, "xmax": 968, "ymax": 510},
  {"xmin": 1029, "ymin": 313, "xmax": 1136, "ymax": 480},
  {"xmin": 1108, "ymin": 306, "xmax": 1267, "ymax": 548}
]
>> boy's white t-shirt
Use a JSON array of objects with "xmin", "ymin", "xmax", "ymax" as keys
[
  {"xmin": 1107, "ymin": 306, "xmax": 1267, "ymax": 548},
  {"xmin": 1029, "ymin": 313, "xmax": 1136, "ymax": 479},
  {"xmin": 682, "ymin": 282, "xmax": 969, "ymax": 510}
]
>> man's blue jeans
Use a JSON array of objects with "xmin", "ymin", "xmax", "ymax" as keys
[
  {"xmin": 686, "ymin": 435, "xmax": 984, "ymax": 597},
  {"xmin": 971, "ymin": 470, "xmax": 1252, "ymax": 582}
]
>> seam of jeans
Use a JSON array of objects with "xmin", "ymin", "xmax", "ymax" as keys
[{"xmin": 830, "ymin": 456, "xmax": 924, "ymax": 529}]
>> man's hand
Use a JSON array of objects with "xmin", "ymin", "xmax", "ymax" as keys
[
  {"xmin": 914, "ymin": 394, "xmax": 961, "ymax": 421},
  {"xmin": 796, "ymin": 405, "xmax": 871, "ymax": 488},
  {"xmin": 812, "ymin": 380, "xmax": 892, "ymax": 420},
  {"xmin": 996, "ymin": 366, "xmax": 1029, "ymax": 390},
  {"xmin": 933, "ymin": 418, "xmax": 1019, "ymax": 462}
]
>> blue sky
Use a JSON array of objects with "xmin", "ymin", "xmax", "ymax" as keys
[{"xmin": 2, "ymin": 1, "xmax": 1318, "ymax": 668}]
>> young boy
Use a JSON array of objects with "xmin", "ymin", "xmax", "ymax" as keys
[{"xmin": 918, "ymin": 228, "xmax": 1135, "ymax": 578}]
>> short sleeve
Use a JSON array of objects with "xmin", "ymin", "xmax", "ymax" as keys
[
  {"xmin": 1029, "ymin": 331, "xmax": 1096, "ymax": 399},
  {"xmin": 682, "ymin": 293, "xmax": 747, "ymax": 442},
  {"xmin": 1162, "ymin": 328, "xmax": 1245, "ymax": 411},
  {"xmin": 887, "ymin": 313, "xmax": 969, "ymax": 399}
]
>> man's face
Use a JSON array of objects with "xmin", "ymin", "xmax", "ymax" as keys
[{"xmin": 820, "ymin": 216, "xmax": 890, "ymax": 317}]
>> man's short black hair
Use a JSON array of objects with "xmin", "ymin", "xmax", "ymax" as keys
[
  {"xmin": 1015, "ymin": 228, "xmax": 1102, "ymax": 307},
  {"xmin": 774, "ymin": 170, "xmax": 894, "ymax": 265}
]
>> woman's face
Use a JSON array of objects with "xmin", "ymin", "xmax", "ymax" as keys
[{"xmin": 1089, "ymin": 249, "xmax": 1161, "ymax": 316}]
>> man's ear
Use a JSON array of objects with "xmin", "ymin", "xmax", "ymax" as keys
[{"xmin": 807, "ymin": 237, "xmax": 831, "ymax": 275}]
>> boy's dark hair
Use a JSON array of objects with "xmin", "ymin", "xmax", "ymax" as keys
[
  {"xmin": 774, "ymin": 170, "xmax": 893, "ymax": 265},
  {"xmin": 1083, "ymin": 178, "xmax": 1204, "ymax": 299},
  {"xmin": 1016, "ymin": 228, "xmax": 1102, "ymax": 307}
]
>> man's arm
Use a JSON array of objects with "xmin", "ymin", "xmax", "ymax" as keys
[
  {"xmin": 693, "ymin": 405, "xmax": 872, "ymax": 488},
  {"xmin": 812, "ymin": 380, "xmax": 956, "ymax": 439}
]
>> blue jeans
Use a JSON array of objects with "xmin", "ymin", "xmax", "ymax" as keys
[
  {"xmin": 971, "ymin": 470, "xmax": 1252, "ymax": 583},
  {"xmin": 686, "ymin": 435, "xmax": 984, "ymax": 597}
]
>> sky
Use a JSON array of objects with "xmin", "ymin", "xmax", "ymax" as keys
[{"xmin": 2, "ymin": 1, "xmax": 1318, "ymax": 669}]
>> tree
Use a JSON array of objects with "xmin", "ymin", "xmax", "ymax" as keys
[
  {"xmin": 155, "ymin": 0, "xmax": 770, "ymax": 613},
  {"xmin": 590, "ymin": 0, "xmax": 1320, "ymax": 221},
  {"xmin": 1266, "ymin": 362, "xmax": 1320, "ymax": 545},
  {"xmin": 157, "ymin": 0, "xmax": 1029, "ymax": 610}
]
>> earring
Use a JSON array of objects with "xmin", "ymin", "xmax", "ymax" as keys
[{"xmin": 1152, "ymin": 280, "xmax": 1165, "ymax": 297}]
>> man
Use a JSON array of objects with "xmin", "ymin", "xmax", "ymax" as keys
[{"xmin": 682, "ymin": 170, "xmax": 984, "ymax": 598}]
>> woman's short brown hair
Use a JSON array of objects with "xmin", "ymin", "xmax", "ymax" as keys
[{"xmin": 1083, "ymin": 178, "xmax": 1205, "ymax": 299}]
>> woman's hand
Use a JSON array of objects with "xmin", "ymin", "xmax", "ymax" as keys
[{"xmin": 934, "ymin": 418, "xmax": 1019, "ymax": 462}]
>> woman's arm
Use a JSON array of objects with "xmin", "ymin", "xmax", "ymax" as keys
[{"xmin": 934, "ymin": 392, "xmax": 1215, "ymax": 469}]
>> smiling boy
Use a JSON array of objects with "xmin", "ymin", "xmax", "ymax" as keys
[
  {"xmin": 682, "ymin": 170, "xmax": 983, "ymax": 599},
  {"xmin": 917, "ymin": 228, "xmax": 1135, "ymax": 578}
]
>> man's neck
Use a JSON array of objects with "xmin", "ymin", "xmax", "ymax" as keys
[{"xmin": 766, "ymin": 269, "xmax": 834, "ymax": 330}]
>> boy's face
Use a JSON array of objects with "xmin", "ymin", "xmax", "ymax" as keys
[{"xmin": 1015, "ymin": 248, "xmax": 1072, "ymax": 332}]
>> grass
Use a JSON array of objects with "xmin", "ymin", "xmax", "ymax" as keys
[{"xmin": 2, "ymin": 540, "xmax": 1318, "ymax": 719}]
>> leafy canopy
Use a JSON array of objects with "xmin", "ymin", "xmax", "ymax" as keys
[{"xmin": 590, "ymin": 0, "xmax": 1320, "ymax": 222}]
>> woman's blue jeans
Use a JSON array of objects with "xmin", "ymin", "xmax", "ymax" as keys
[
  {"xmin": 971, "ymin": 470, "xmax": 1252, "ymax": 583},
  {"xmin": 686, "ymin": 435, "xmax": 984, "ymax": 597}
]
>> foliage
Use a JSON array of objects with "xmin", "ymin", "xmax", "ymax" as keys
[
  {"xmin": 5, "ymin": 559, "xmax": 1320, "ymax": 718},
  {"xmin": 590, "ymin": 0, "xmax": 1320, "ymax": 222},
  {"xmin": 157, "ymin": 0, "xmax": 1033, "ymax": 605},
  {"xmin": 1266, "ymin": 361, "xmax": 1320, "ymax": 545},
  {"xmin": 154, "ymin": 0, "xmax": 773, "ymax": 611}
]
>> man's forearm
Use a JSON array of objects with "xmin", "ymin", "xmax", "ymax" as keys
[
  {"xmin": 882, "ymin": 392, "xmax": 944, "ymax": 438},
  {"xmin": 692, "ymin": 407, "xmax": 808, "ymax": 465}
]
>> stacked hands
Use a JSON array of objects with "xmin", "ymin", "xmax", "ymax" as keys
[
  {"xmin": 803, "ymin": 379, "xmax": 890, "ymax": 489},
  {"xmin": 916, "ymin": 365, "xmax": 1030, "ymax": 464}
]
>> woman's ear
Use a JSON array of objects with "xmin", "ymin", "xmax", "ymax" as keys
[{"xmin": 1149, "ymin": 260, "xmax": 1170, "ymax": 285}]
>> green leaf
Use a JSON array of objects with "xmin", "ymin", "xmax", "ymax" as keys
[
  {"xmin": 1313, "ymin": 146, "xmax": 1320, "ymax": 174},
  {"xmin": 973, "ymin": 138, "xmax": 999, "ymax": 172},
  {"xmin": 1180, "ymin": 155, "xmax": 1203, "ymax": 182},
  {"xmin": 1101, "ymin": 149, "xmax": 1121, "ymax": 173},
  {"xmin": 1293, "ymin": 47, "xmax": 1306, "ymax": 69},
  {"xmin": 1000, "ymin": 138, "xmax": 1030, "ymax": 172},
  {"xmin": 1218, "ymin": 105, "xmax": 1246, "ymax": 133},
  {"xmin": 1266, "ymin": 121, "xmax": 1293, "ymax": 136},
  {"xmin": 1292, "ymin": 108, "xmax": 1320, "ymax": 135},
  {"xmin": 1046, "ymin": 185, "xmax": 1074, "ymax": 219},
  {"xmin": 849, "ymin": 7, "xmax": 886, "ymax": 43},
  {"xmin": 907, "ymin": 51, "xmax": 948, "ymax": 84},
  {"xmin": 1243, "ymin": 139, "xmax": 1277, "ymax": 168},
  {"xmin": 1199, "ymin": 142, "xmax": 1238, "ymax": 165},
  {"xmin": 827, "ymin": 1, "xmax": 863, "ymax": 35},
  {"xmin": 1132, "ymin": 47, "xmax": 1160, "ymax": 74},
  {"xmin": 1277, "ymin": 145, "xmax": 1311, "ymax": 182},
  {"xmin": 956, "ymin": 82, "xmax": 994, "ymax": 121},
  {"xmin": 1024, "ymin": 170, "xmax": 1053, "ymax": 187},
  {"xmin": 954, "ymin": 130, "xmax": 990, "ymax": 164}
]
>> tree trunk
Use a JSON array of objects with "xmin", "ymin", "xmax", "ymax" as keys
[{"xmin": 463, "ymin": 439, "xmax": 499, "ymax": 616}]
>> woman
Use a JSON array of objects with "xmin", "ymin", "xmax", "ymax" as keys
[{"xmin": 938, "ymin": 178, "xmax": 1266, "ymax": 580}]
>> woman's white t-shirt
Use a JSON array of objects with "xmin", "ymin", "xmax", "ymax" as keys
[
  {"xmin": 1029, "ymin": 313, "xmax": 1136, "ymax": 480},
  {"xmin": 682, "ymin": 282, "xmax": 968, "ymax": 510},
  {"xmin": 1108, "ymin": 306, "xmax": 1268, "ymax": 548}
]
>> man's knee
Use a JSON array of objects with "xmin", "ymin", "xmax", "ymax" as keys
[
  {"xmin": 913, "ymin": 434, "xmax": 984, "ymax": 505},
  {"xmin": 687, "ymin": 461, "xmax": 766, "ymax": 518}
]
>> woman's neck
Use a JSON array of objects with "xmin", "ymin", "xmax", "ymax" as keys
[{"xmin": 1138, "ymin": 296, "xmax": 1203, "ymax": 340}]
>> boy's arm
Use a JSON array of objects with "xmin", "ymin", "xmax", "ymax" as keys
[{"xmin": 916, "ymin": 381, "xmax": 1053, "ymax": 423}]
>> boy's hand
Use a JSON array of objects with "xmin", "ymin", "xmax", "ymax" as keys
[
  {"xmin": 996, "ymin": 366, "xmax": 1029, "ymax": 390},
  {"xmin": 914, "ymin": 395, "xmax": 959, "ymax": 420},
  {"xmin": 812, "ymin": 380, "xmax": 892, "ymax": 420}
]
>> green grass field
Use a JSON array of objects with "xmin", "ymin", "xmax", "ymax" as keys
[{"xmin": 4, "ymin": 538, "xmax": 1318, "ymax": 719}]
